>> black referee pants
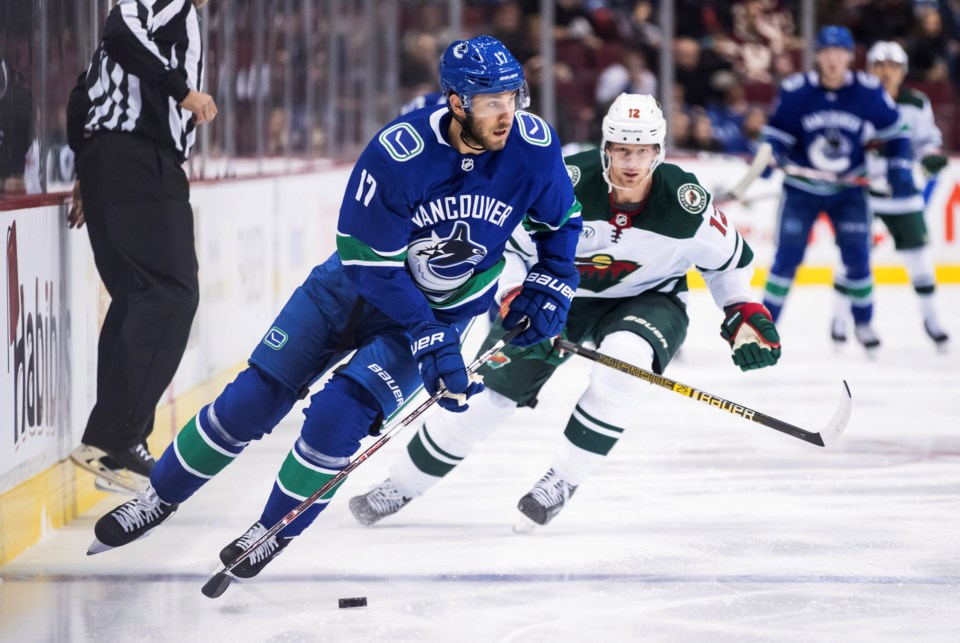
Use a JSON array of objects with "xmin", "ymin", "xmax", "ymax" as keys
[{"xmin": 77, "ymin": 133, "xmax": 199, "ymax": 450}]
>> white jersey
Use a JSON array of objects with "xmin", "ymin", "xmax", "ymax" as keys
[
  {"xmin": 499, "ymin": 155, "xmax": 755, "ymax": 311},
  {"xmin": 867, "ymin": 86, "xmax": 943, "ymax": 214}
]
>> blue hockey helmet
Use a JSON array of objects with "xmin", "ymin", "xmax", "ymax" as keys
[
  {"xmin": 815, "ymin": 26, "xmax": 854, "ymax": 52},
  {"xmin": 439, "ymin": 35, "xmax": 530, "ymax": 113}
]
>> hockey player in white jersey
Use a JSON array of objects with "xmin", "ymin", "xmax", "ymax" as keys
[
  {"xmin": 760, "ymin": 26, "xmax": 913, "ymax": 352},
  {"xmin": 831, "ymin": 41, "xmax": 949, "ymax": 350},
  {"xmin": 349, "ymin": 94, "xmax": 783, "ymax": 529}
]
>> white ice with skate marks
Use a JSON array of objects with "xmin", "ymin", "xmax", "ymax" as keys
[{"xmin": 2, "ymin": 286, "xmax": 959, "ymax": 642}]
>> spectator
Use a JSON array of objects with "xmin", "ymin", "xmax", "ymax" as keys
[
  {"xmin": 674, "ymin": 37, "xmax": 732, "ymax": 107},
  {"xmin": 851, "ymin": 0, "xmax": 913, "ymax": 45},
  {"xmin": 595, "ymin": 46, "xmax": 658, "ymax": 106},
  {"xmin": 723, "ymin": 0, "xmax": 799, "ymax": 83},
  {"xmin": 706, "ymin": 71, "xmax": 751, "ymax": 153},
  {"xmin": 690, "ymin": 108, "xmax": 724, "ymax": 152},
  {"xmin": 907, "ymin": 7, "xmax": 949, "ymax": 82},
  {"xmin": 490, "ymin": 1, "xmax": 535, "ymax": 64},
  {"xmin": 0, "ymin": 54, "xmax": 33, "ymax": 197},
  {"xmin": 741, "ymin": 106, "xmax": 767, "ymax": 154},
  {"xmin": 612, "ymin": 0, "xmax": 664, "ymax": 61}
]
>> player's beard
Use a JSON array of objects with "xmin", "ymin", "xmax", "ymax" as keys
[{"xmin": 461, "ymin": 113, "xmax": 512, "ymax": 152}]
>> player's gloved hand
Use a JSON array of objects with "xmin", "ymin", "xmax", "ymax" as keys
[
  {"xmin": 887, "ymin": 163, "xmax": 916, "ymax": 198},
  {"xmin": 720, "ymin": 302, "xmax": 782, "ymax": 371},
  {"xmin": 502, "ymin": 260, "xmax": 578, "ymax": 348},
  {"xmin": 410, "ymin": 321, "xmax": 484, "ymax": 412},
  {"xmin": 921, "ymin": 154, "xmax": 948, "ymax": 178}
]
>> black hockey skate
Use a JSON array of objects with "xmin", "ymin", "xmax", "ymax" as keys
[
  {"xmin": 924, "ymin": 319, "xmax": 950, "ymax": 352},
  {"xmin": 71, "ymin": 441, "xmax": 156, "ymax": 493},
  {"xmin": 87, "ymin": 485, "xmax": 179, "ymax": 555},
  {"xmin": 219, "ymin": 522, "xmax": 292, "ymax": 579},
  {"xmin": 348, "ymin": 479, "xmax": 412, "ymax": 526},
  {"xmin": 514, "ymin": 468, "xmax": 578, "ymax": 532}
]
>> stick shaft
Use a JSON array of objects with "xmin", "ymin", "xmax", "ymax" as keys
[
  {"xmin": 217, "ymin": 322, "xmax": 526, "ymax": 575},
  {"xmin": 556, "ymin": 339, "xmax": 828, "ymax": 447}
]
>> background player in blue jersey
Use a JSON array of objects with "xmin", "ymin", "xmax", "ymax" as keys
[
  {"xmin": 759, "ymin": 26, "xmax": 913, "ymax": 352},
  {"xmin": 831, "ymin": 41, "xmax": 950, "ymax": 352},
  {"xmin": 85, "ymin": 35, "xmax": 583, "ymax": 580}
]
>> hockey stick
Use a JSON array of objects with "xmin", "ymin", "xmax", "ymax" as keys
[
  {"xmin": 718, "ymin": 142, "xmax": 775, "ymax": 202},
  {"xmin": 554, "ymin": 338, "xmax": 852, "ymax": 448},
  {"xmin": 201, "ymin": 319, "xmax": 529, "ymax": 599},
  {"xmin": 781, "ymin": 164, "xmax": 875, "ymax": 189}
]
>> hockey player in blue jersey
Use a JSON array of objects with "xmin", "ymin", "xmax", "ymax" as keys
[
  {"xmin": 760, "ymin": 26, "xmax": 913, "ymax": 351},
  {"xmin": 86, "ymin": 35, "xmax": 583, "ymax": 579}
]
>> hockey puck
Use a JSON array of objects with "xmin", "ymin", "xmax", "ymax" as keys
[{"xmin": 338, "ymin": 597, "xmax": 367, "ymax": 608}]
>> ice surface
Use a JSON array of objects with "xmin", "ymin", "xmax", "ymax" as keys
[{"xmin": 2, "ymin": 286, "xmax": 958, "ymax": 642}]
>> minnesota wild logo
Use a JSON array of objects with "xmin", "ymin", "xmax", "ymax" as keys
[
  {"xmin": 574, "ymin": 254, "xmax": 640, "ymax": 292},
  {"xmin": 486, "ymin": 351, "xmax": 512, "ymax": 369}
]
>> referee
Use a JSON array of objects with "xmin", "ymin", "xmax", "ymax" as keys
[{"xmin": 67, "ymin": 0, "xmax": 217, "ymax": 491}]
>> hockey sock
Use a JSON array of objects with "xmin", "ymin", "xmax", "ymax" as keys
[
  {"xmin": 843, "ymin": 273, "xmax": 874, "ymax": 324},
  {"xmin": 553, "ymin": 332, "xmax": 652, "ymax": 486},
  {"xmin": 390, "ymin": 389, "xmax": 517, "ymax": 498},
  {"xmin": 899, "ymin": 247, "xmax": 940, "ymax": 320},
  {"xmin": 260, "ymin": 376, "xmax": 379, "ymax": 537},
  {"xmin": 259, "ymin": 438, "xmax": 349, "ymax": 538},
  {"xmin": 151, "ymin": 367, "xmax": 297, "ymax": 503},
  {"xmin": 151, "ymin": 404, "xmax": 247, "ymax": 503},
  {"xmin": 762, "ymin": 273, "xmax": 793, "ymax": 323}
]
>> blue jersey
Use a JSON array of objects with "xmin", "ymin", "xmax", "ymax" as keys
[
  {"xmin": 336, "ymin": 106, "xmax": 582, "ymax": 331},
  {"xmin": 762, "ymin": 71, "xmax": 909, "ymax": 195}
]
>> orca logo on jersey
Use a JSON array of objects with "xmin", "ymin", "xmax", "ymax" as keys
[
  {"xmin": 408, "ymin": 221, "xmax": 488, "ymax": 298},
  {"xmin": 807, "ymin": 128, "xmax": 854, "ymax": 173}
]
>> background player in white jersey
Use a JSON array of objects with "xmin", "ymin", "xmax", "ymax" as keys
[
  {"xmin": 85, "ymin": 36, "xmax": 583, "ymax": 579},
  {"xmin": 349, "ymin": 94, "xmax": 782, "ymax": 530},
  {"xmin": 831, "ymin": 41, "xmax": 949, "ymax": 351},
  {"xmin": 759, "ymin": 26, "xmax": 913, "ymax": 352}
]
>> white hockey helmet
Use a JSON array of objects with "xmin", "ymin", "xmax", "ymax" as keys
[
  {"xmin": 600, "ymin": 93, "xmax": 667, "ymax": 190},
  {"xmin": 867, "ymin": 41, "xmax": 908, "ymax": 73}
]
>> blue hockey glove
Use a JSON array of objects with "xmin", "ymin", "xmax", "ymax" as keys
[
  {"xmin": 502, "ymin": 260, "xmax": 578, "ymax": 348},
  {"xmin": 410, "ymin": 321, "xmax": 484, "ymax": 412},
  {"xmin": 887, "ymin": 163, "xmax": 916, "ymax": 198},
  {"xmin": 720, "ymin": 302, "xmax": 782, "ymax": 371}
]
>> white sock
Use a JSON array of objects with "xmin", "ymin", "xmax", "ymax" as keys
[
  {"xmin": 551, "ymin": 332, "xmax": 653, "ymax": 486},
  {"xmin": 389, "ymin": 389, "xmax": 517, "ymax": 497}
]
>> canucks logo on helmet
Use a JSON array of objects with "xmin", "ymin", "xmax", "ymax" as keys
[{"xmin": 407, "ymin": 222, "xmax": 488, "ymax": 300}]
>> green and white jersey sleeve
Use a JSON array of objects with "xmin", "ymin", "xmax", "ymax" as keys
[
  {"xmin": 499, "ymin": 152, "xmax": 756, "ymax": 309},
  {"xmin": 866, "ymin": 87, "xmax": 942, "ymax": 213}
]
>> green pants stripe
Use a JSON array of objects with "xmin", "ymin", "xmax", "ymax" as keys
[
  {"xmin": 173, "ymin": 414, "xmax": 238, "ymax": 479},
  {"xmin": 275, "ymin": 449, "xmax": 345, "ymax": 501}
]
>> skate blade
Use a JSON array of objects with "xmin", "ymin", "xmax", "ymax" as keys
[
  {"xmin": 71, "ymin": 449, "xmax": 143, "ymax": 493},
  {"xmin": 512, "ymin": 514, "xmax": 539, "ymax": 534},
  {"xmin": 87, "ymin": 537, "xmax": 113, "ymax": 556},
  {"xmin": 95, "ymin": 477, "xmax": 137, "ymax": 494}
]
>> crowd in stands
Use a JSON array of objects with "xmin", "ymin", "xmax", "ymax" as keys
[
  {"xmin": 4, "ymin": 0, "xmax": 958, "ymax": 201},
  {"xmin": 398, "ymin": 0, "xmax": 959, "ymax": 154}
]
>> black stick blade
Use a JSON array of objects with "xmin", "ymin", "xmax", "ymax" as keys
[{"xmin": 201, "ymin": 572, "xmax": 232, "ymax": 599}]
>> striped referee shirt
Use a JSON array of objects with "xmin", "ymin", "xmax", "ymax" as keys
[{"xmin": 82, "ymin": 0, "xmax": 204, "ymax": 162}]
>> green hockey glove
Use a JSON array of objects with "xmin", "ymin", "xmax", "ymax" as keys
[{"xmin": 720, "ymin": 303, "xmax": 782, "ymax": 371}]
